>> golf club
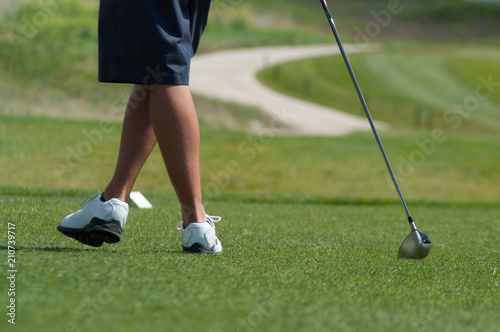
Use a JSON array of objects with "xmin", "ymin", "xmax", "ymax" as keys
[{"xmin": 320, "ymin": 0, "xmax": 431, "ymax": 259}]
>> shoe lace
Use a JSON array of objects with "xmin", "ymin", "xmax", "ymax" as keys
[
  {"xmin": 206, "ymin": 214, "xmax": 222, "ymax": 228},
  {"xmin": 80, "ymin": 194, "xmax": 100, "ymax": 207},
  {"xmin": 176, "ymin": 214, "xmax": 222, "ymax": 230}
]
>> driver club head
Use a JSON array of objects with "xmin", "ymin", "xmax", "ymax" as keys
[{"xmin": 398, "ymin": 229, "xmax": 432, "ymax": 260}]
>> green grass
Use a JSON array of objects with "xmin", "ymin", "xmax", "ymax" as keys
[
  {"xmin": 203, "ymin": 0, "xmax": 500, "ymax": 48},
  {"xmin": 1, "ymin": 1, "xmax": 500, "ymax": 331},
  {"xmin": 407, "ymin": 0, "xmax": 500, "ymax": 21},
  {"xmin": 2, "ymin": 115, "xmax": 500, "ymax": 202},
  {"xmin": 257, "ymin": 42, "xmax": 500, "ymax": 133},
  {"xmin": 1, "ymin": 187, "xmax": 499, "ymax": 331},
  {"xmin": 2, "ymin": 0, "xmax": 499, "ymax": 122}
]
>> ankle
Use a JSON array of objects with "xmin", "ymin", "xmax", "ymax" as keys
[
  {"xmin": 181, "ymin": 205, "xmax": 206, "ymax": 227},
  {"xmin": 103, "ymin": 188, "xmax": 130, "ymax": 204}
]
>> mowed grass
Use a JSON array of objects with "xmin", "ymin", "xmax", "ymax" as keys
[
  {"xmin": 1, "ymin": 115, "xmax": 499, "ymax": 331},
  {"xmin": 0, "ymin": 187, "xmax": 499, "ymax": 331},
  {"xmin": 1, "ymin": 1, "xmax": 500, "ymax": 331},
  {"xmin": 2, "ymin": 115, "xmax": 500, "ymax": 202},
  {"xmin": 257, "ymin": 43, "xmax": 500, "ymax": 133}
]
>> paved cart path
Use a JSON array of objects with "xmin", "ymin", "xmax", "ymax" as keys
[{"xmin": 190, "ymin": 44, "xmax": 387, "ymax": 136}]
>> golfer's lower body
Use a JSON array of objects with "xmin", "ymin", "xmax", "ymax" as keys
[{"xmin": 57, "ymin": 0, "xmax": 222, "ymax": 254}]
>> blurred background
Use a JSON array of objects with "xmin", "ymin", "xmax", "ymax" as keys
[{"xmin": 1, "ymin": 0, "xmax": 499, "ymax": 202}]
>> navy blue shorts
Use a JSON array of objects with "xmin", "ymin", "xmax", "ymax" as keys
[{"xmin": 98, "ymin": 0, "xmax": 211, "ymax": 85}]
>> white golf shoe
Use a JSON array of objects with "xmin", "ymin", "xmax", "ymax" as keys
[
  {"xmin": 57, "ymin": 194, "xmax": 129, "ymax": 247},
  {"xmin": 177, "ymin": 215, "xmax": 222, "ymax": 254}
]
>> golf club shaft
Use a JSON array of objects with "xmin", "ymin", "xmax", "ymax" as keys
[{"xmin": 320, "ymin": 0, "xmax": 416, "ymax": 230}]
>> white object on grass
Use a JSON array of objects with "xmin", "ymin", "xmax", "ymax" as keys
[{"xmin": 130, "ymin": 192, "xmax": 152, "ymax": 209}]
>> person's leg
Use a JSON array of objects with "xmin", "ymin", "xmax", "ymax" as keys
[
  {"xmin": 58, "ymin": 83, "xmax": 220, "ymax": 251},
  {"xmin": 57, "ymin": 84, "xmax": 155, "ymax": 246},
  {"xmin": 104, "ymin": 85, "xmax": 157, "ymax": 203},
  {"xmin": 148, "ymin": 84, "xmax": 206, "ymax": 227}
]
